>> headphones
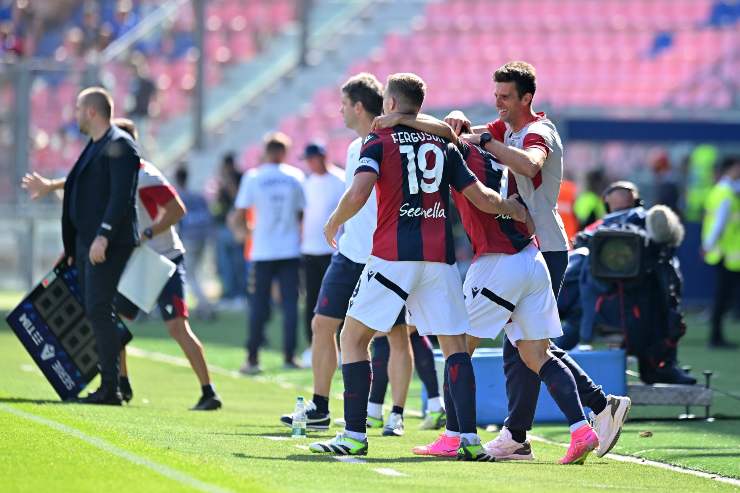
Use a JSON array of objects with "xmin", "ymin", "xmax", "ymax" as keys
[{"xmin": 602, "ymin": 181, "xmax": 643, "ymax": 213}]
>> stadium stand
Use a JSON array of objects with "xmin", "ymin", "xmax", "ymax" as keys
[{"xmin": 239, "ymin": 0, "xmax": 739, "ymax": 168}]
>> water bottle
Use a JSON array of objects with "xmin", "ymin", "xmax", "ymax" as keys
[{"xmin": 292, "ymin": 396, "xmax": 307, "ymax": 438}]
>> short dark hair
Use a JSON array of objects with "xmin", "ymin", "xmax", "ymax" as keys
[
  {"xmin": 174, "ymin": 164, "xmax": 188, "ymax": 187},
  {"xmin": 341, "ymin": 72, "xmax": 383, "ymax": 117},
  {"xmin": 494, "ymin": 61, "xmax": 537, "ymax": 100},
  {"xmin": 79, "ymin": 86, "xmax": 114, "ymax": 119},
  {"xmin": 112, "ymin": 117, "xmax": 138, "ymax": 140},
  {"xmin": 264, "ymin": 131, "xmax": 291, "ymax": 156},
  {"xmin": 720, "ymin": 155, "xmax": 740, "ymax": 173},
  {"xmin": 386, "ymin": 73, "xmax": 426, "ymax": 112}
]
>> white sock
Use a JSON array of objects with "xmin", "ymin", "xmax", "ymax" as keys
[
  {"xmin": 367, "ymin": 402, "xmax": 383, "ymax": 419},
  {"xmin": 461, "ymin": 433, "xmax": 480, "ymax": 445},
  {"xmin": 344, "ymin": 429, "xmax": 366, "ymax": 441},
  {"xmin": 444, "ymin": 429, "xmax": 460, "ymax": 437},
  {"xmin": 427, "ymin": 397, "xmax": 443, "ymax": 413},
  {"xmin": 569, "ymin": 420, "xmax": 589, "ymax": 433}
]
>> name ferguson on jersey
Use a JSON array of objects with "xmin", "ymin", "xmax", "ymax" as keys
[
  {"xmin": 390, "ymin": 131, "xmax": 446, "ymax": 145},
  {"xmin": 399, "ymin": 201, "xmax": 447, "ymax": 219}
]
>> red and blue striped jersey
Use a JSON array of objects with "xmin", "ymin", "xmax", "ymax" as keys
[
  {"xmin": 452, "ymin": 140, "xmax": 533, "ymax": 258},
  {"xmin": 356, "ymin": 126, "xmax": 477, "ymax": 264}
]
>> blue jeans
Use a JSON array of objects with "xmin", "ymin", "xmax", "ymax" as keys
[{"xmin": 215, "ymin": 225, "xmax": 246, "ymax": 299}]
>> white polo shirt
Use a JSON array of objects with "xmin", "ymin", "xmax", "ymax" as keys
[
  {"xmin": 337, "ymin": 137, "xmax": 378, "ymax": 264},
  {"xmin": 235, "ymin": 162, "xmax": 305, "ymax": 261}
]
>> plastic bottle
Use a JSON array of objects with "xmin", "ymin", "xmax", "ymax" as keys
[{"xmin": 292, "ymin": 396, "xmax": 307, "ymax": 438}]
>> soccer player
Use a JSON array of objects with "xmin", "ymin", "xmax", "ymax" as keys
[
  {"xmin": 279, "ymin": 73, "xmax": 414, "ymax": 437},
  {"xmin": 308, "ymin": 73, "xmax": 527, "ymax": 459},
  {"xmin": 375, "ymin": 60, "xmax": 631, "ymax": 459},
  {"xmin": 21, "ymin": 118, "xmax": 222, "ymax": 411}
]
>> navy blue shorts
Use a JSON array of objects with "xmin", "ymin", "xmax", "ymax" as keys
[
  {"xmin": 115, "ymin": 255, "xmax": 189, "ymax": 321},
  {"xmin": 315, "ymin": 252, "xmax": 404, "ymax": 326}
]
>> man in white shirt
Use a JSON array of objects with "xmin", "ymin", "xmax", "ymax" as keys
[
  {"xmin": 233, "ymin": 132, "xmax": 306, "ymax": 374},
  {"xmin": 300, "ymin": 142, "xmax": 345, "ymax": 349},
  {"xmin": 280, "ymin": 73, "xmax": 413, "ymax": 435}
]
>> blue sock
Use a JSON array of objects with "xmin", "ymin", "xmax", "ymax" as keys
[
  {"xmin": 538, "ymin": 357, "xmax": 587, "ymax": 426},
  {"xmin": 411, "ymin": 332, "xmax": 440, "ymax": 399},
  {"xmin": 443, "ymin": 365, "xmax": 459, "ymax": 433},
  {"xmin": 446, "ymin": 352, "xmax": 477, "ymax": 434},
  {"xmin": 342, "ymin": 361, "xmax": 372, "ymax": 434},
  {"xmin": 368, "ymin": 337, "xmax": 389, "ymax": 405}
]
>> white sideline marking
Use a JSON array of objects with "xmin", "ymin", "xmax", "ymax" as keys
[
  {"xmin": 263, "ymin": 436, "xmax": 290, "ymax": 441},
  {"xmin": 0, "ymin": 404, "xmax": 234, "ymax": 493},
  {"xmin": 332, "ymin": 456, "xmax": 366, "ymax": 464},
  {"xmin": 530, "ymin": 435, "xmax": 740, "ymax": 487},
  {"xmin": 373, "ymin": 468, "xmax": 407, "ymax": 477},
  {"xmin": 294, "ymin": 445, "xmax": 310, "ymax": 450}
]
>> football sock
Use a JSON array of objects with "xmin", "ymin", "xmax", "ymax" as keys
[
  {"xmin": 342, "ymin": 361, "xmax": 372, "ymax": 434},
  {"xmin": 442, "ymin": 364, "xmax": 459, "ymax": 433},
  {"xmin": 427, "ymin": 396, "xmax": 443, "ymax": 413},
  {"xmin": 344, "ymin": 430, "xmax": 366, "ymax": 441},
  {"xmin": 201, "ymin": 384, "xmax": 215, "ymax": 398},
  {"xmin": 391, "ymin": 405, "xmax": 404, "ymax": 417},
  {"xmin": 509, "ymin": 428, "xmax": 527, "ymax": 443},
  {"xmin": 410, "ymin": 332, "xmax": 440, "ymax": 399},
  {"xmin": 367, "ymin": 401, "xmax": 383, "ymax": 419},
  {"xmin": 570, "ymin": 420, "xmax": 590, "ymax": 433},
  {"xmin": 446, "ymin": 352, "xmax": 477, "ymax": 434},
  {"xmin": 313, "ymin": 394, "xmax": 330, "ymax": 414},
  {"xmin": 538, "ymin": 357, "xmax": 587, "ymax": 426},
  {"xmin": 368, "ymin": 336, "xmax": 389, "ymax": 406},
  {"xmin": 461, "ymin": 433, "xmax": 480, "ymax": 445}
]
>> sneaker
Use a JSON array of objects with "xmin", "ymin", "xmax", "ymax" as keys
[
  {"xmin": 382, "ymin": 412, "xmax": 404, "ymax": 437},
  {"xmin": 559, "ymin": 424, "xmax": 599, "ymax": 465},
  {"xmin": 412, "ymin": 433, "xmax": 460, "ymax": 457},
  {"xmin": 282, "ymin": 360, "xmax": 303, "ymax": 370},
  {"xmin": 280, "ymin": 400, "xmax": 331, "ymax": 430},
  {"xmin": 366, "ymin": 415, "xmax": 383, "ymax": 428},
  {"xmin": 239, "ymin": 361, "xmax": 262, "ymax": 376},
  {"xmin": 483, "ymin": 427, "xmax": 534, "ymax": 460},
  {"xmin": 309, "ymin": 433, "xmax": 368, "ymax": 455},
  {"xmin": 78, "ymin": 387, "xmax": 122, "ymax": 406},
  {"xmin": 590, "ymin": 395, "xmax": 631, "ymax": 457},
  {"xmin": 191, "ymin": 394, "xmax": 222, "ymax": 411},
  {"xmin": 457, "ymin": 437, "xmax": 496, "ymax": 462},
  {"xmin": 119, "ymin": 377, "xmax": 133, "ymax": 403},
  {"xmin": 419, "ymin": 410, "xmax": 447, "ymax": 430}
]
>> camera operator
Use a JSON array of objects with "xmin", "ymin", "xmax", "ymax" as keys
[{"xmin": 557, "ymin": 181, "xmax": 695, "ymax": 385}]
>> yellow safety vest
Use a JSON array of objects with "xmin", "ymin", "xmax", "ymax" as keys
[{"xmin": 702, "ymin": 181, "xmax": 740, "ymax": 271}]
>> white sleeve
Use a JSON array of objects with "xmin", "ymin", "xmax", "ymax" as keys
[
  {"xmin": 296, "ymin": 180, "xmax": 306, "ymax": 211},
  {"xmin": 234, "ymin": 174, "xmax": 253, "ymax": 209},
  {"xmin": 703, "ymin": 198, "xmax": 732, "ymax": 251}
]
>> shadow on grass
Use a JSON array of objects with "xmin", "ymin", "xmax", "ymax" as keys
[{"xmin": 0, "ymin": 397, "xmax": 65, "ymax": 405}]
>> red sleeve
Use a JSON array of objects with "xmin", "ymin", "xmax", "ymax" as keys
[
  {"xmin": 523, "ymin": 133, "xmax": 550, "ymax": 157},
  {"xmin": 487, "ymin": 119, "xmax": 506, "ymax": 142},
  {"xmin": 138, "ymin": 185, "xmax": 177, "ymax": 219}
]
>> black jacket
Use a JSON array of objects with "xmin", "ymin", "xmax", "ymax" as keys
[{"xmin": 62, "ymin": 125, "xmax": 140, "ymax": 258}]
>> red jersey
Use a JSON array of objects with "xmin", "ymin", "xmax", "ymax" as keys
[
  {"xmin": 357, "ymin": 126, "xmax": 477, "ymax": 264},
  {"xmin": 452, "ymin": 141, "xmax": 533, "ymax": 258}
]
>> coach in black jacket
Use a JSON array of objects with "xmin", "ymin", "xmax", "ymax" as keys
[{"xmin": 62, "ymin": 87, "xmax": 140, "ymax": 405}]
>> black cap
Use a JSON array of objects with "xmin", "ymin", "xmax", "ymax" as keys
[{"xmin": 302, "ymin": 142, "xmax": 326, "ymax": 159}]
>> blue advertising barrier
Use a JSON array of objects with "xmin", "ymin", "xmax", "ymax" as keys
[{"xmin": 5, "ymin": 261, "xmax": 132, "ymax": 400}]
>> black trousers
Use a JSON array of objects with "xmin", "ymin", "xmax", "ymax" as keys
[
  {"xmin": 302, "ymin": 254, "xmax": 333, "ymax": 343},
  {"xmin": 75, "ymin": 239, "xmax": 133, "ymax": 389},
  {"xmin": 711, "ymin": 262, "xmax": 740, "ymax": 343},
  {"xmin": 247, "ymin": 258, "xmax": 300, "ymax": 363},
  {"xmin": 502, "ymin": 250, "xmax": 605, "ymax": 432}
]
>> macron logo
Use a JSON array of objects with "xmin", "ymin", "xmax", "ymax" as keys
[{"xmin": 41, "ymin": 344, "xmax": 56, "ymax": 361}]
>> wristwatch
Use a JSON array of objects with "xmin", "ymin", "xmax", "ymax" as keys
[
  {"xmin": 479, "ymin": 131, "xmax": 493, "ymax": 148},
  {"xmin": 143, "ymin": 227, "xmax": 154, "ymax": 240}
]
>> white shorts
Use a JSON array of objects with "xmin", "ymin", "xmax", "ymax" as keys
[
  {"xmin": 463, "ymin": 243, "xmax": 563, "ymax": 343},
  {"xmin": 346, "ymin": 256, "xmax": 469, "ymax": 336}
]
